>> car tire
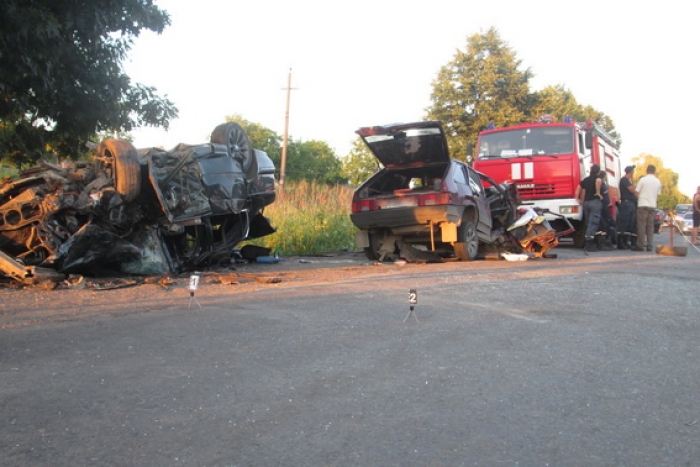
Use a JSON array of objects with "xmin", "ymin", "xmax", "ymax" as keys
[
  {"xmin": 97, "ymin": 138, "xmax": 141, "ymax": 203},
  {"xmin": 363, "ymin": 232, "xmax": 384, "ymax": 261},
  {"xmin": 454, "ymin": 220, "xmax": 479, "ymax": 261},
  {"xmin": 210, "ymin": 122, "xmax": 254, "ymax": 174},
  {"xmin": 363, "ymin": 247, "xmax": 378, "ymax": 261}
]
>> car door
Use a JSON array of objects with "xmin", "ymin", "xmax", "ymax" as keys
[
  {"xmin": 465, "ymin": 165, "xmax": 492, "ymax": 236},
  {"xmin": 451, "ymin": 162, "xmax": 491, "ymax": 237}
]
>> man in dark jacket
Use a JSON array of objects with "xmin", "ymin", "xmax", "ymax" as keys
[
  {"xmin": 617, "ymin": 165, "xmax": 637, "ymax": 249},
  {"xmin": 575, "ymin": 164, "xmax": 603, "ymax": 252},
  {"xmin": 596, "ymin": 171, "xmax": 615, "ymax": 250}
]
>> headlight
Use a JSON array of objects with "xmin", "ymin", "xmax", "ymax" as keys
[{"xmin": 559, "ymin": 205, "xmax": 580, "ymax": 215}]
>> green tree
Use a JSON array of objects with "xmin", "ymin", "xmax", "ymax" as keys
[
  {"xmin": 0, "ymin": 0, "xmax": 178, "ymax": 166},
  {"xmin": 223, "ymin": 115, "xmax": 345, "ymax": 184},
  {"xmin": 426, "ymin": 27, "xmax": 535, "ymax": 160},
  {"xmin": 630, "ymin": 153, "xmax": 689, "ymax": 210},
  {"xmin": 286, "ymin": 140, "xmax": 345, "ymax": 185},
  {"xmin": 426, "ymin": 28, "xmax": 621, "ymax": 160},
  {"xmin": 341, "ymin": 137, "xmax": 379, "ymax": 186},
  {"xmin": 530, "ymin": 85, "xmax": 620, "ymax": 145}
]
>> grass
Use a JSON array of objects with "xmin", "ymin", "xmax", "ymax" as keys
[
  {"xmin": 0, "ymin": 165, "xmax": 18, "ymax": 178},
  {"xmin": 247, "ymin": 180, "xmax": 359, "ymax": 256}
]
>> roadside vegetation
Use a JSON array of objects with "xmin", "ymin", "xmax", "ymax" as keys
[
  {"xmin": 245, "ymin": 181, "xmax": 357, "ymax": 256},
  {"xmin": 0, "ymin": 164, "xmax": 17, "ymax": 179}
]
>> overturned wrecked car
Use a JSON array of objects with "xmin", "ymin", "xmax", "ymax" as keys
[
  {"xmin": 0, "ymin": 123, "xmax": 276, "ymax": 285},
  {"xmin": 350, "ymin": 121, "xmax": 523, "ymax": 262}
]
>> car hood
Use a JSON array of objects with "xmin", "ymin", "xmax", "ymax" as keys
[{"xmin": 356, "ymin": 121, "xmax": 450, "ymax": 168}]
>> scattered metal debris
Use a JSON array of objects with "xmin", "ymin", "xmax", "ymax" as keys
[{"xmin": 255, "ymin": 276, "xmax": 282, "ymax": 284}]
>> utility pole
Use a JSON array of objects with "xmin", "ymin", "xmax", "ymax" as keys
[{"xmin": 280, "ymin": 68, "xmax": 296, "ymax": 196}]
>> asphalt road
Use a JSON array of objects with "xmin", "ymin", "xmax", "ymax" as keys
[{"xmin": 2, "ymin": 232, "xmax": 699, "ymax": 466}]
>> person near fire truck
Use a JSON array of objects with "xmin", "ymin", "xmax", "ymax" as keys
[
  {"xmin": 596, "ymin": 171, "xmax": 615, "ymax": 250},
  {"xmin": 617, "ymin": 165, "xmax": 637, "ymax": 249},
  {"xmin": 575, "ymin": 163, "xmax": 603, "ymax": 252},
  {"xmin": 692, "ymin": 185, "xmax": 700, "ymax": 246},
  {"xmin": 632, "ymin": 165, "xmax": 662, "ymax": 252}
]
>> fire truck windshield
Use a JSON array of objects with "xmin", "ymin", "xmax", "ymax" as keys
[{"xmin": 477, "ymin": 127, "xmax": 574, "ymax": 159}]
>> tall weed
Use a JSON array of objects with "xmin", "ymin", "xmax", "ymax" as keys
[
  {"xmin": 249, "ymin": 180, "xmax": 358, "ymax": 255},
  {"xmin": 0, "ymin": 165, "xmax": 17, "ymax": 178}
]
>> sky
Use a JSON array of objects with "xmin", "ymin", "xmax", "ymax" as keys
[{"xmin": 125, "ymin": 0, "xmax": 700, "ymax": 196}]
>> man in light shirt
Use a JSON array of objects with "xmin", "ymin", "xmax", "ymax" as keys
[{"xmin": 632, "ymin": 165, "xmax": 662, "ymax": 251}]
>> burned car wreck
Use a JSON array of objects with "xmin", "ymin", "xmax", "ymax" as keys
[
  {"xmin": 350, "ymin": 121, "xmax": 570, "ymax": 262},
  {"xmin": 0, "ymin": 123, "xmax": 276, "ymax": 285}
]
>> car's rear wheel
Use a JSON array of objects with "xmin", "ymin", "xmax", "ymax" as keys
[
  {"xmin": 363, "ymin": 247, "xmax": 378, "ymax": 261},
  {"xmin": 210, "ymin": 122, "xmax": 254, "ymax": 174},
  {"xmin": 96, "ymin": 138, "xmax": 141, "ymax": 203},
  {"xmin": 454, "ymin": 220, "xmax": 478, "ymax": 261},
  {"xmin": 364, "ymin": 232, "xmax": 385, "ymax": 261}
]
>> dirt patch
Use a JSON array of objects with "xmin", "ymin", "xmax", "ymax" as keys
[{"xmin": 0, "ymin": 252, "xmax": 380, "ymax": 329}]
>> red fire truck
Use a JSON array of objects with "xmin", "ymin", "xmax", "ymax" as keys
[{"xmin": 471, "ymin": 116, "xmax": 621, "ymax": 247}]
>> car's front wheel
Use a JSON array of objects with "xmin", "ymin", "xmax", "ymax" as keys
[{"xmin": 454, "ymin": 220, "xmax": 479, "ymax": 261}]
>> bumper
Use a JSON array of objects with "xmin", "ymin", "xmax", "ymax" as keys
[
  {"xmin": 519, "ymin": 198, "xmax": 583, "ymax": 221},
  {"xmin": 350, "ymin": 205, "xmax": 464, "ymax": 233}
]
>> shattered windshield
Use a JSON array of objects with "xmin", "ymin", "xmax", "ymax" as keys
[{"xmin": 478, "ymin": 127, "xmax": 574, "ymax": 158}]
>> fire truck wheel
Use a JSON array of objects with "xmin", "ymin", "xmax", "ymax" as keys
[
  {"xmin": 454, "ymin": 220, "xmax": 479, "ymax": 261},
  {"xmin": 97, "ymin": 138, "xmax": 141, "ymax": 203},
  {"xmin": 210, "ymin": 122, "xmax": 254, "ymax": 173}
]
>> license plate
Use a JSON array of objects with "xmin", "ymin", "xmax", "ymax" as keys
[{"xmin": 381, "ymin": 197, "xmax": 417, "ymax": 208}]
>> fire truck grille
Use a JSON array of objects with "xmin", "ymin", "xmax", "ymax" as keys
[{"xmin": 516, "ymin": 183, "xmax": 556, "ymax": 197}]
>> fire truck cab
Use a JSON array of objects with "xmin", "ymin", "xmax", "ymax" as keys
[{"xmin": 472, "ymin": 116, "xmax": 621, "ymax": 247}]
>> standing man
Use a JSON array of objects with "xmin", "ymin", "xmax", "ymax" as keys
[
  {"xmin": 617, "ymin": 165, "xmax": 637, "ymax": 249},
  {"xmin": 632, "ymin": 165, "xmax": 662, "ymax": 252},
  {"xmin": 597, "ymin": 171, "xmax": 615, "ymax": 250},
  {"xmin": 575, "ymin": 164, "xmax": 603, "ymax": 252},
  {"xmin": 692, "ymin": 186, "xmax": 700, "ymax": 246}
]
